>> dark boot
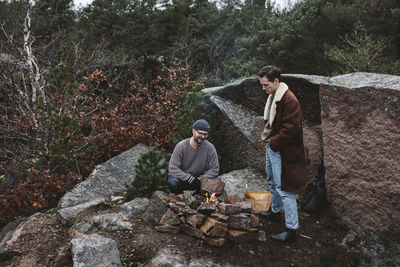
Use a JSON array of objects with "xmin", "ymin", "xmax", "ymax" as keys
[
  {"xmin": 270, "ymin": 228, "xmax": 297, "ymax": 243},
  {"xmin": 260, "ymin": 211, "xmax": 281, "ymax": 223}
]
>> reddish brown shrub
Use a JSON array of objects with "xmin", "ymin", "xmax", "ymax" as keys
[
  {"xmin": 0, "ymin": 64, "xmax": 194, "ymax": 226},
  {"xmin": 0, "ymin": 171, "xmax": 81, "ymax": 226}
]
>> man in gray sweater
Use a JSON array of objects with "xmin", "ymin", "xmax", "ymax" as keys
[{"xmin": 168, "ymin": 119, "xmax": 220, "ymax": 194}]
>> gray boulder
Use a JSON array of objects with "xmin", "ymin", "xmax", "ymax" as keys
[
  {"xmin": 210, "ymin": 95, "xmax": 256, "ymax": 143},
  {"xmin": 320, "ymin": 72, "xmax": 400, "ymax": 230},
  {"xmin": 281, "ymin": 74, "xmax": 328, "ymax": 125},
  {"xmin": 357, "ymin": 227, "xmax": 400, "ymax": 266},
  {"xmin": 143, "ymin": 191, "xmax": 169, "ymax": 224},
  {"xmin": 209, "ymin": 95, "xmax": 264, "ymax": 173},
  {"xmin": 221, "ymin": 168, "xmax": 268, "ymax": 200},
  {"xmin": 0, "ymin": 217, "xmax": 26, "ymax": 262},
  {"xmin": 328, "ymin": 72, "xmax": 400, "ymax": 90},
  {"xmin": 122, "ymin": 197, "xmax": 150, "ymax": 217},
  {"xmin": 91, "ymin": 212, "xmax": 133, "ymax": 231},
  {"xmin": 56, "ymin": 198, "xmax": 105, "ymax": 225},
  {"xmin": 285, "ymin": 72, "xmax": 400, "ymax": 231},
  {"xmin": 203, "ymin": 78, "xmax": 266, "ymax": 113},
  {"xmin": 0, "ymin": 213, "xmax": 40, "ymax": 251},
  {"xmin": 72, "ymin": 222, "xmax": 94, "ymax": 234},
  {"xmin": 144, "ymin": 247, "xmax": 185, "ymax": 267},
  {"xmin": 205, "ymin": 76, "xmax": 324, "ymax": 177},
  {"xmin": 59, "ymin": 143, "xmax": 149, "ymax": 208},
  {"xmin": 70, "ymin": 198, "xmax": 149, "ymax": 233},
  {"xmin": 71, "ymin": 234, "xmax": 122, "ymax": 267}
]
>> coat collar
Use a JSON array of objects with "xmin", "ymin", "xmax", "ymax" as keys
[{"xmin": 263, "ymin": 82, "xmax": 288, "ymax": 126}]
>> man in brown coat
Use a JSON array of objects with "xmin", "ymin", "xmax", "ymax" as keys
[{"xmin": 259, "ymin": 65, "xmax": 307, "ymax": 243}]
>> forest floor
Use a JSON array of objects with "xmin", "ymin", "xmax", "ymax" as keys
[{"xmin": 1, "ymin": 206, "xmax": 361, "ymax": 267}]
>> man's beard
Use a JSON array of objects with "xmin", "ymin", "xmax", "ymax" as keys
[{"xmin": 194, "ymin": 136, "xmax": 205, "ymax": 145}]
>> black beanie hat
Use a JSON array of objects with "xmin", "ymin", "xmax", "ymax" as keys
[{"xmin": 193, "ymin": 119, "xmax": 210, "ymax": 132}]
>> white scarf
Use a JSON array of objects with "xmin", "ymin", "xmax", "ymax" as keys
[{"xmin": 263, "ymin": 82, "xmax": 288, "ymax": 126}]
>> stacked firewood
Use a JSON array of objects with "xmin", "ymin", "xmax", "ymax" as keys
[{"xmin": 154, "ymin": 179, "xmax": 260, "ymax": 247}]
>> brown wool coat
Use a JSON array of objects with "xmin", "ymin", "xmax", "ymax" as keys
[{"xmin": 268, "ymin": 89, "xmax": 307, "ymax": 192}]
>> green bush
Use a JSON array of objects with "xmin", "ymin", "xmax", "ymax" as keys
[
  {"xmin": 170, "ymin": 82, "xmax": 227, "ymax": 172},
  {"xmin": 125, "ymin": 145, "xmax": 171, "ymax": 200},
  {"xmin": 170, "ymin": 83, "xmax": 216, "ymax": 143}
]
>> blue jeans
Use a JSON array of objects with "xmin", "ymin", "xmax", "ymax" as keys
[
  {"xmin": 266, "ymin": 144, "xmax": 299, "ymax": 230},
  {"xmin": 168, "ymin": 176, "xmax": 221, "ymax": 194}
]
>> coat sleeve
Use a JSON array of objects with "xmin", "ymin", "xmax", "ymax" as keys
[
  {"xmin": 200, "ymin": 146, "xmax": 219, "ymax": 179},
  {"xmin": 168, "ymin": 144, "xmax": 194, "ymax": 182},
  {"xmin": 269, "ymin": 99, "xmax": 302, "ymax": 152}
]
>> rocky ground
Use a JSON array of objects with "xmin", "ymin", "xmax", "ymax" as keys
[
  {"xmin": 0, "ymin": 202, "xmax": 360, "ymax": 267},
  {"xmin": 112, "ymin": 210, "xmax": 360, "ymax": 267}
]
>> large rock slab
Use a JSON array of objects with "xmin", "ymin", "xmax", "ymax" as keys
[
  {"xmin": 69, "ymin": 197, "xmax": 149, "ymax": 234},
  {"xmin": 0, "ymin": 217, "xmax": 27, "ymax": 252},
  {"xmin": 0, "ymin": 216, "xmax": 31, "ymax": 262},
  {"xmin": 59, "ymin": 143, "xmax": 149, "ymax": 208},
  {"xmin": 254, "ymin": 117, "xmax": 323, "ymax": 182},
  {"xmin": 205, "ymin": 74, "xmax": 326, "ymax": 127},
  {"xmin": 0, "ymin": 213, "xmax": 41, "ymax": 251},
  {"xmin": 320, "ymin": 72, "xmax": 400, "ymax": 230},
  {"xmin": 209, "ymin": 72, "xmax": 400, "ymax": 234},
  {"xmin": 209, "ymin": 95, "xmax": 264, "ymax": 173},
  {"xmin": 206, "ymin": 75, "xmax": 324, "ymax": 177},
  {"xmin": 210, "ymin": 95, "xmax": 256, "ymax": 143},
  {"xmin": 0, "ymin": 214, "xmax": 72, "ymax": 266},
  {"xmin": 203, "ymin": 78, "xmax": 266, "ymax": 114},
  {"xmin": 328, "ymin": 72, "xmax": 400, "ymax": 90},
  {"xmin": 221, "ymin": 168, "xmax": 268, "ymax": 200},
  {"xmin": 56, "ymin": 198, "xmax": 105, "ymax": 225},
  {"xmin": 281, "ymin": 74, "xmax": 328, "ymax": 125},
  {"xmin": 302, "ymin": 125, "xmax": 323, "ymax": 180},
  {"xmin": 71, "ymin": 234, "xmax": 122, "ymax": 267}
]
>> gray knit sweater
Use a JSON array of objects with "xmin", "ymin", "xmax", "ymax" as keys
[{"xmin": 168, "ymin": 138, "xmax": 219, "ymax": 183}]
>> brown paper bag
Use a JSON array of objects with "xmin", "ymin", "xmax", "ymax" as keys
[{"xmin": 244, "ymin": 185, "xmax": 271, "ymax": 213}]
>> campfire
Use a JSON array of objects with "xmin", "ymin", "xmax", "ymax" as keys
[
  {"xmin": 155, "ymin": 179, "xmax": 260, "ymax": 247},
  {"xmin": 205, "ymin": 192, "xmax": 216, "ymax": 203}
]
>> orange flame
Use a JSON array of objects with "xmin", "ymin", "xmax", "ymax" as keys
[{"xmin": 205, "ymin": 192, "xmax": 216, "ymax": 203}]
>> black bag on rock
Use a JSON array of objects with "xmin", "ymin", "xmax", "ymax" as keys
[{"xmin": 300, "ymin": 163, "xmax": 327, "ymax": 215}]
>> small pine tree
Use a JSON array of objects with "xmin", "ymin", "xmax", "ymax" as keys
[{"xmin": 125, "ymin": 145, "xmax": 171, "ymax": 200}]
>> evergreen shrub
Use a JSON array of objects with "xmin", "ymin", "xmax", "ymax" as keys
[
  {"xmin": 170, "ymin": 82, "xmax": 227, "ymax": 171},
  {"xmin": 170, "ymin": 83, "xmax": 218, "ymax": 143},
  {"xmin": 125, "ymin": 145, "xmax": 171, "ymax": 200}
]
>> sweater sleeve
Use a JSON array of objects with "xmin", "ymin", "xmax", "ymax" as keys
[
  {"xmin": 168, "ymin": 143, "xmax": 194, "ymax": 182},
  {"xmin": 269, "ymin": 100, "xmax": 302, "ymax": 152},
  {"xmin": 200, "ymin": 145, "xmax": 219, "ymax": 179}
]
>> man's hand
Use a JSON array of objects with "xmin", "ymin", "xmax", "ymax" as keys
[{"xmin": 192, "ymin": 178, "xmax": 201, "ymax": 188}]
